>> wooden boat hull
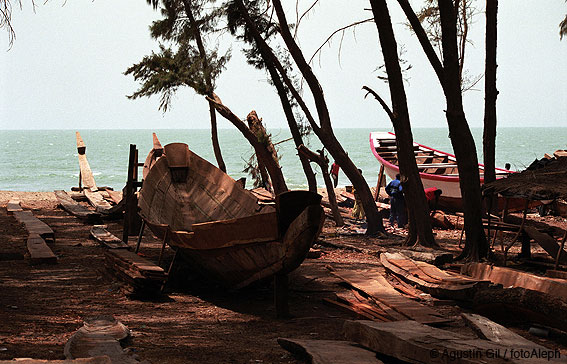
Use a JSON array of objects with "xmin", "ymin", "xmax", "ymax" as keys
[
  {"xmin": 369, "ymin": 132, "xmax": 526, "ymax": 211},
  {"xmin": 139, "ymin": 141, "xmax": 324, "ymax": 288}
]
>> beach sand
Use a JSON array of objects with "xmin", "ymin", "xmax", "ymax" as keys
[{"xmin": 1, "ymin": 190, "xmax": 566, "ymax": 363}]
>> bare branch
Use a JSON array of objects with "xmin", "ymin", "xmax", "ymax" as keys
[
  {"xmin": 308, "ymin": 18, "xmax": 373, "ymax": 65},
  {"xmin": 293, "ymin": 0, "xmax": 320, "ymax": 39},
  {"xmin": 362, "ymin": 85, "xmax": 394, "ymax": 122}
]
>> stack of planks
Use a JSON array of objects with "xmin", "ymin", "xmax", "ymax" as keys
[
  {"xmin": 104, "ymin": 249, "xmax": 167, "ymax": 294},
  {"xmin": 326, "ymin": 267, "xmax": 450, "ymax": 325},
  {"xmin": 380, "ymin": 252, "xmax": 489, "ymax": 300},
  {"xmin": 9, "ymin": 199, "xmax": 57, "ymax": 265},
  {"xmin": 54, "ymin": 190, "xmax": 101, "ymax": 222},
  {"xmin": 90, "ymin": 225, "xmax": 129, "ymax": 249}
]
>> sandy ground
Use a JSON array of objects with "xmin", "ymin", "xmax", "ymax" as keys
[{"xmin": 1, "ymin": 190, "xmax": 566, "ymax": 363}]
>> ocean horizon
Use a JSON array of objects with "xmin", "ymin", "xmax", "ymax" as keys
[{"xmin": 1, "ymin": 127, "xmax": 566, "ymax": 192}]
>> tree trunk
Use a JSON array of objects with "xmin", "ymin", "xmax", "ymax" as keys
[
  {"xmin": 208, "ymin": 101, "xmax": 226, "ymax": 172},
  {"xmin": 298, "ymin": 145, "xmax": 344, "ymax": 226},
  {"xmin": 483, "ymin": 0, "xmax": 498, "ymax": 185},
  {"xmin": 368, "ymin": 0, "xmax": 436, "ymax": 246},
  {"xmin": 247, "ymin": 110, "xmax": 279, "ymax": 191},
  {"xmin": 182, "ymin": 0, "xmax": 226, "ymax": 172},
  {"xmin": 271, "ymin": 0, "xmax": 385, "ymax": 235},
  {"xmin": 438, "ymin": 0, "xmax": 488, "ymax": 260},
  {"xmin": 207, "ymin": 93, "xmax": 288, "ymax": 194}
]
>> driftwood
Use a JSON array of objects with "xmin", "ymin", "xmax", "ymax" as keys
[
  {"xmin": 27, "ymin": 234, "xmax": 57, "ymax": 265},
  {"xmin": 54, "ymin": 190, "xmax": 100, "ymax": 222},
  {"xmin": 461, "ymin": 262, "xmax": 567, "ymax": 301},
  {"xmin": 277, "ymin": 338, "xmax": 384, "ymax": 364}
]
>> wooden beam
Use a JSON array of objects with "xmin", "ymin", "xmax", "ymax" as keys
[
  {"xmin": 523, "ymin": 226, "xmax": 567, "ymax": 263},
  {"xmin": 76, "ymin": 132, "xmax": 98, "ymax": 191},
  {"xmin": 7, "ymin": 198, "xmax": 23, "ymax": 215},
  {"xmin": 90, "ymin": 225, "xmax": 129, "ymax": 249},
  {"xmin": 27, "ymin": 234, "xmax": 57, "ymax": 265},
  {"xmin": 277, "ymin": 338, "xmax": 385, "ymax": 364},
  {"xmin": 13, "ymin": 210, "xmax": 54, "ymax": 241},
  {"xmin": 54, "ymin": 190, "xmax": 101, "ymax": 222}
]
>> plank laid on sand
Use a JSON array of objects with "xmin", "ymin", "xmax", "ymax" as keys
[
  {"xmin": 343, "ymin": 320, "xmax": 560, "ymax": 364},
  {"xmin": 461, "ymin": 262, "xmax": 567, "ymax": 301},
  {"xmin": 90, "ymin": 225, "xmax": 129, "ymax": 249},
  {"xmin": 277, "ymin": 338, "xmax": 384, "ymax": 364},
  {"xmin": 7, "ymin": 198, "xmax": 23, "ymax": 215},
  {"xmin": 461, "ymin": 313, "xmax": 545, "ymax": 350},
  {"xmin": 76, "ymin": 132, "xmax": 97, "ymax": 192},
  {"xmin": 84, "ymin": 190, "xmax": 116, "ymax": 215},
  {"xmin": 0, "ymin": 357, "xmax": 113, "ymax": 363},
  {"xmin": 54, "ymin": 190, "xmax": 101, "ymax": 221},
  {"xmin": 27, "ymin": 234, "xmax": 57, "ymax": 265},
  {"xmin": 523, "ymin": 226, "xmax": 567, "ymax": 263},
  {"xmin": 380, "ymin": 252, "xmax": 481, "ymax": 301},
  {"xmin": 13, "ymin": 210, "xmax": 54, "ymax": 241},
  {"xmin": 331, "ymin": 269, "xmax": 449, "ymax": 325}
]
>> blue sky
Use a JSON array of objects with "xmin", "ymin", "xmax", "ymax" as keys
[{"xmin": 1, "ymin": 0, "xmax": 566, "ymax": 130}]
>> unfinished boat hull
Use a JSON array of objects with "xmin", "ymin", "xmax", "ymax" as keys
[
  {"xmin": 370, "ymin": 132, "xmax": 514, "ymax": 211},
  {"xmin": 139, "ymin": 142, "xmax": 324, "ymax": 289}
]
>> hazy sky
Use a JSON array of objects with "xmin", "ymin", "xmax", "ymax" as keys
[{"xmin": 1, "ymin": 0, "xmax": 565, "ymax": 130}]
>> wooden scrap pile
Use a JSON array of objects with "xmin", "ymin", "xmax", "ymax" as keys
[{"xmin": 104, "ymin": 249, "xmax": 167, "ymax": 294}]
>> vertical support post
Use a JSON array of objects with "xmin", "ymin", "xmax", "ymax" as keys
[
  {"xmin": 555, "ymin": 230, "xmax": 567, "ymax": 270},
  {"xmin": 158, "ymin": 230, "xmax": 169, "ymax": 267},
  {"xmin": 274, "ymin": 273, "xmax": 290, "ymax": 319},
  {"xmin": 135, "ymin": 219, "xmax": 146, "ymax": 254},
  {"xmin": 374, "ymin": 164, "xmax": 385, "ymax": 202},
  {"xmin": 123, "ymin": 144, "xmax": 137, "ymax": 244}
]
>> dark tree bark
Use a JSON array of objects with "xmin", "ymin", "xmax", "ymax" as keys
[
  {"xmin": 438, "ymin": 0, "xmax": 488, "ymax": 260},
  {"xmin": 247, "ymin": 110, "xmax": 279, "ymax": 192},
  {"xmin": 367, "ymin": 0, "xmax": 436, "ymax": 247},
  {"xmin": 483, "ymin": 0, "xmax": 498, "ymax": 185},
  {"xmin": 182, "ymin": 0, "xmax": 227, "ymax": 173},
  {"xmin": 270, "ymin": 0, "xmax": 385, "ymax": 235},
  {"xmin": 206, "ymin": 93, "xmax": 288, "ymax": 194},
  {"xmin": 396, "ymin": 0, "xmax": 488, "ymax": 260}
]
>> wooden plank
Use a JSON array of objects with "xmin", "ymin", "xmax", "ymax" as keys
[
  {"xmin": 343, "ymin": 320, "xmax": 559, "ymax": 364},
  {"xmin": 90, "ymin": 225, "xmax": 129, "ymax": 249},
  {"xmin": 84, "ymin": 190, "xmax": 115, "ymax": 215},
  {"xmin": 107, "ymin": 249, "xmax": 166, "ymax": 275},
  {"xmin": 27, "ymin": 234, "xmax": 57, "ymax": 265},
  {"xmin": 105, "ymin": 189, "xmax": 123, "ymax": 205},
  {"xmin": 523, "ymin": 226, "xmax": 567, "ymax": 263},
  {"xmin": 461, "ymin": 313, "xmax": 545, "ymax": 349},
  {"xmin": 54, "ymin": 190, "xmax": 101, "ymax": 221},
  {"xmin": 13, "ymin": 210, "xmax": 54, "ymax": 241},
  {"xmin": 277, "ymin": 338, "xmax": 384, "ymax": 364},
  {"xmin": 331, "ymin": 269, "xmax": 449, "ymax": 325},
  {"xmin": 7, "ymin": 198, "xmax": 23, "ymax": 215},
  {"xmin": 546, "ymin": 269, "xmax": 567, "ymax": 279},
  {"xmin": 76, "ymin": 132, "xmax": 97, "ymax": 191},
  {"xmin": 461, "ymin": 262, "xmax": 567, "ymax": 301}
]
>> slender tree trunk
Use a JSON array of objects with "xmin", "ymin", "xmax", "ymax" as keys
[
  {"xmin": 271, "ymin": 0, "xmax": 384, "ymax": 235},
  {"xmin": 483, "ymin": 0, "xmax": 498, "ymax": 185},
  {"xmin": 369, "ymin": 0, "xmax": 436, "ymax": 246},
  {"xmin": 438, "ymin": 0, "xmax": 488, "ymax": 260},
  {"xmin": 182, "ymin": 0, "xmax": 226, "ymax": 172}
]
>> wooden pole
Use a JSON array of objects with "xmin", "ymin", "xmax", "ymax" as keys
[
  {"xmin": 555, "ymin": 230, "xmax": 567, "ymax": 270},
  {"xmin": 274, "ymin": 273, "xmax": 290, "ymax": 319},
  {"xmin": 158, "ymin": 230, "xmax": 169, "ymax": 267},
  {"xmin": 374, "ymin": 164, "xmax": 385, "ymax": 202},
  {"xmin": 135, "ymin": 219, "xmax": 146, "ymax": 254},
  {"xmin": 123, "ymin": 144, "xmax": 137, "ymax": 244},
  {"xmin": 503, "ymin": 199, "xmax": 530, "ymax": 266}
]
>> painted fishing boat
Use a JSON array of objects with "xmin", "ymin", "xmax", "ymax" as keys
[
  {"xmin": 138, "ymin": 141, "xmax": 324, "ymax": 289},
  {"xmin": 370, "ymin": 131, "xmax": 513, "ymax": 211}
]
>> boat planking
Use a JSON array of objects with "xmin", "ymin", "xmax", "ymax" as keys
[{"xmin": 138, "ymin": 141, "xmax": 324, "ymax": 289}]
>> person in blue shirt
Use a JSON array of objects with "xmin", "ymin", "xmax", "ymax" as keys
[{"xmin": 386, "ymin": 174, "xmax": 407, "ymax": 228}]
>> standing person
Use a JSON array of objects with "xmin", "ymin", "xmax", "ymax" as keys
[
  {"xmin": 330, "ymin": 162, "xmax": 340, "ymax": 188},
  {"xmin": 351, "ymin": 169, "xmax": 365, "ymax": 221},
  {"xmin": 386, "ymin": 174, "xmax": 406, "ymax": 228}
]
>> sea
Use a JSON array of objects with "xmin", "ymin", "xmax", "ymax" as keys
[{"xmin": 1, "ymin": 127, "xmax": 566, "ymax": 192}]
